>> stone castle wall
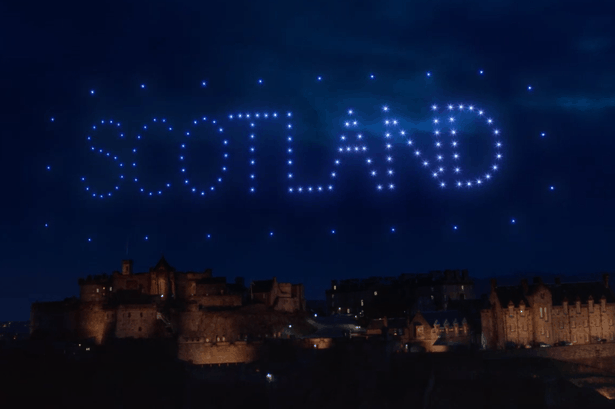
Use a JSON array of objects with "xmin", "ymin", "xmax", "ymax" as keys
[
  {"xmin": 76, "ymin": 303, "xmax": 115, "ymax": 344},
  {"xmin": 115, "ymin": 304, "xmax": 158, "ymax": 339},
  {"xmin": 30, "ymin": 301, "xmax": 79, "ymax": 338},
  {"xmin": 177, "ymin": 339, "xmax": 263, "ymax": 365},
  {"xmin": 192, "ymin": 294, "xmax": 242, "ymax": 307},
  {"xmin": 176, "ymin": 304, "xmax": 306, "ymax": 341}
]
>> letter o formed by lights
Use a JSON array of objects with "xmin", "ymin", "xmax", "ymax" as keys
[{"xmin": 80, "ymin": 102, "xmax": 504, "ymax": 199}]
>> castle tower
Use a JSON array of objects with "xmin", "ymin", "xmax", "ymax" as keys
[{"xmin": 122, "ymin": 259, "xmax": 133, "ymax": 275}]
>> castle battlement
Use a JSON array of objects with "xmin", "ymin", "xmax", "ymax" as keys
[{"xmin": 31, "ymin": 257, "xmax": 309, "ymax": 365}]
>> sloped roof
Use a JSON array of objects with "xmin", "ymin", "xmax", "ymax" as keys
[
  {"xmin": 251, "ymin": 279, "xmax": 274, "ymax": 293},
  {"xmin": 419, "ymin": 311, "xmax": 467, "ymax": 327},
  {"xmin": 153, "ymin": 255, "xmax": 175, "ymax": 272},
  {"xmin": 495, "ymin": 285, "xmax": 530, "ymax": 308}
]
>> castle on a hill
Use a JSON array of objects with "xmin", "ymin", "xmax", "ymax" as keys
[{"xmin": 31, "ymin": 257, "xmax": 308, "ymax": 364}]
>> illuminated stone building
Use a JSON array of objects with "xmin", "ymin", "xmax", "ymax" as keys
[
  {"xmin": 366, "ymin": 311, "xmax": 477, "ymax": 352},
  {"xmin": 481, "ymin": 275, "xmax": 615, "ymax": 349},
  {"xmin": 326, "ymin": 270, "xmax": 475, "ymax": 317},
  {"xmin": 31, "ymin": 257, "xmax": 308, "ymax": 364}
]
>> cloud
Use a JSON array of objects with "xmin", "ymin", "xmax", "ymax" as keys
[{"xmin": 556, "ymin": 96, "xmax": 615, "ymax": 110}]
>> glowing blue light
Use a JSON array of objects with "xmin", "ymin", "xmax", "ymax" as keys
[
  {"xmin": 331, "ymin": 230, "xmax": 335, "ymax": 234},
  {"xmin": 207, "ymin": 234, "xmax": 211, "ymax": 238},
  {"xmin": 528, "ymin": 85, "xmax": 532, "ymax": 90},
  {"xmin": 479, "ymin": 70, "xmax": 484, "ymax": 75},
  {"xmin": 370, "ymin": 74, "xmax": 374, "ymax": 79},
  {"xmin": 51, "ymin": 117, "xmax": 55, "ymax": 122},
  {"xmin": 511, "ymin": 219, "xmax": 516, "ymax": 224},
  {"xmin": 550, "ymin": 186, "xmax": 554, "ymax": 190},
  {"xmin": 391, "ymin": 227, "xmax": 395, "ymax": 232},
  {"xmin": 541, "ymin": 132, "xmax": 546, "ymax": 137},
  {"xmin": 270, "ymin": 232, "xmax": 273, "ymax": 236},
  {"xmin": 453, "ymin": 226, "xmax": 458, "ymax": 230},
  {"xmin": 45, "ymin": 223, "xmax": 48, "ymax": 227},
  {"xmin": 90, "ymin": 90, "xmax": 95, "ymax": 95},
  {"xmin": 88, "ymin": 238, "xmax": 92, "ymax": 242},
  {"xmin": 141, "ymin": 84, "xmax": 145, "ymax": 89},
  {"xmin": 317, "ymin": 76, "xmax": 322, "ymax": 81},
  {"xmin": 46, "ymin": 166, "xmax": 51, "ymax": 170},
  {"xmin": 145, "ymin": 236, "xmax": 148, "ymax": 240},
  {"xmin": 258, "ymin": 79, "xmax": 263, "ymax": 84},
  {"xmin": 427, "ymin": 72, "xmax": 431, "ymax": 77},
  {"xmin": 202, "ymin": 81, "xmax": 207, "ymax": 87}
]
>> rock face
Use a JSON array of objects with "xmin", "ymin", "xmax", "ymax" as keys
[{"xmin": 31, "ymin": 257, "xmax": 310, "ymax": 364}]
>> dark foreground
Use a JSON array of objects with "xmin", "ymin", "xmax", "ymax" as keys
[{"xmin": 1, "ymin": 339, "xmax": 613, "ymax": 409}]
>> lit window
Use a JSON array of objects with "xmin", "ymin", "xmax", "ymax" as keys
[
  {"xmin": 333, "ymin": 285, "xmax": 336, "ymax": 290},
  {"xmin": 374, "ymin": 291, "xmax": 378, "ymax": 296},
  {"xmin": 361, "ymin": 299, "xmax": 364, "ymax": 306},
  {"xmin": 96, "ymin": 288, "xmax": 99, "ymax": 293},
  {"xmin": 110, "ymin": 287, "xmax": 112, "ymax": 291},
  {"xmin": 540, "ymin": 307, "xmax": 543, "ymax": 318},
  {"xmin": 461, "ymin": 285, "xmax": 464, "ymax": 291},
  {"xmin": 347, "ymin": 308, "xmax": 350, "ymax": 313}
]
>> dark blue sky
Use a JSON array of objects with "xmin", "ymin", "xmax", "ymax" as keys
[{"xmin": 2, "ymin": 0, "xmax": 614, "ymax": 320}]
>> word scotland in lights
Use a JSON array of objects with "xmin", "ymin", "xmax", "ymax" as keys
[{"xmin": 81, "ymin": 104, "xmax": 503, "ymax": 199}]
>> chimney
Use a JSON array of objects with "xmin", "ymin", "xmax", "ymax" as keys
[
  {"xmin": 521, "ymin": 279, "xmax": 529, "ymax": 294},
  {"xmin": 603, "ymin": 273, "xmax": 609, "ymax": 289},
  {"xmin": 533, "ymin": 276, "xmax": 542, "ymax": 285},
  {"xmin": 490, "ymin": 279, "xmax": 497, "ymax": 290},
  {"xmin": 121, "ymin": 259, "xmax": 133, "ymax": 275},
  {"xmin": 554, "ymin": 277, "xmax": 561, "ymax": 285}
]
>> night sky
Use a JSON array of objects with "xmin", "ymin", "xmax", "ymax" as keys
[{"xmin": 2, "ymin": 0, "xmax": 614, "ymax": 320}]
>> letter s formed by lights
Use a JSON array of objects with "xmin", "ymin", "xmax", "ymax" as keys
[{"xmin": 80, "ymin": 103, "xmax": 503, "ymax": 199}]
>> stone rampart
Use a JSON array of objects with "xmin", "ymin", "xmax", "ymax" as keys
[{"xmin": 177, "ymin": 339, "xmax": 263, "ymax": 365}]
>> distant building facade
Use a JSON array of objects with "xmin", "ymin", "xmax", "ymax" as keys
[
  {"xmin": 31, "ymin": 257, "xmax": 307, "ymax": 364},
  {"xmin": 364, "ymin": 310, "xmax": 477, "ymax": 352},
  {"xmin": 326, "ymin": 270, "xmax": 475, "ymax": 318},
  {"xmin": 481, "ymin": 275, "xmax": 615, "ymax": 349}
]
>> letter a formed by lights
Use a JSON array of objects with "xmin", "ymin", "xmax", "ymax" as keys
[{"xmin": 79, "ymin": 88, "xmax": 505, "ymax": 200}]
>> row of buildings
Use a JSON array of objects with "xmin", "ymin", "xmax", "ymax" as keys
[
  {"xmin": 29, "ymin": 259, "xmax": 615, "ymax": 363},
  {"xmin": 325, "ymin": 271, "xmax": 615, "ymax": 351}
]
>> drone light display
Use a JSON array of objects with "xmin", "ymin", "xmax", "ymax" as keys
[{"xmin": 80, "ymin": 103, "xmax": 503, "ymax": 199}]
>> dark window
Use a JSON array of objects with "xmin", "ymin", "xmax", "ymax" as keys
[
  {"xmin": 128, "ymin": 313, "xmax": 131, "ymax": 318},
  {"xmin": 138, "ymin": 327, "xmax": 142, "ymax": 332},
  {"xmin": 140, "ymin": 312, "xmax": 143, "ymax": 317}
]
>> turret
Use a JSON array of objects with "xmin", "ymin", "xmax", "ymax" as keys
[
  {"xmin": 122, "ymin": 259, "xmax": 133, "ymax": 275},
  {"xmin": 603, "ymin": 273, "xmax": 610, "ymax": 289}
]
